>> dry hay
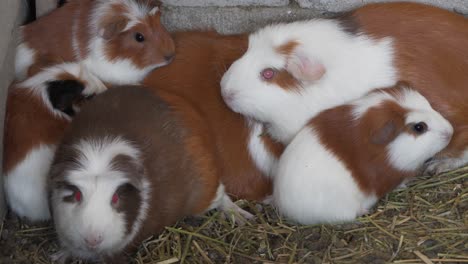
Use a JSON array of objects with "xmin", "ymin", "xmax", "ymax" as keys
[{"xmin": 1, "ymin": 168, "xmax": 467, "ymax": 264}]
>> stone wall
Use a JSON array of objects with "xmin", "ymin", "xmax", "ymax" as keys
[{"xmin": 160, "ymin": 0, "xmax": 468, "ymax": 34}]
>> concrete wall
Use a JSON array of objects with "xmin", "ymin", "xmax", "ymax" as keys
[{"xmin": 160, "ymin": 0, "xmax": 468, "ymax": 34}]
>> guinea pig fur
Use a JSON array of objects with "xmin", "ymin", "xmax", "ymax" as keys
[
  {"xmin": 274, "ymin": 85, "xmax": 453, "ymax": 224},
  {"xmin": 222, "ymin": 2, "xmax": 468, "ymax": 175},
  {"xmin": 144, "ymin": 31, "xmax": 280, "ymax": 201},
  {"xmin": 48, "ymin": 86, "xmax": 254, "ymax": 262},
  {"xmin": 15, "ymin": 0, "xmax": 175, "ymax": 85},
  {"xmin": 3, "ymin": 63, "xmax": 97, "ymax": 222}
]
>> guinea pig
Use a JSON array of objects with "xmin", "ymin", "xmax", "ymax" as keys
[
  {"xmin": 220, "ymin": 16, "xmax": 397, "ymax": 145},
  {"xmin": 48, "ymin": 85, "xmax": 254, "ymax": 262},
  {"xmin": 274, "ymin": 84, "xmax": 453, "ymax": 224},
  {"xmin": 222, "ymin": 2, "xmax": 468, "ymax": 175},
  {"xmin": 144, "ymin": 31, "xmax": 279, "ymax": 202},
  {"xmin": 15, "ymin": 0, "xmax": 175, "ymax": 85},
  {"xmin": 3, "ymin": 63, "xmax": 99, "ymax": 222}
]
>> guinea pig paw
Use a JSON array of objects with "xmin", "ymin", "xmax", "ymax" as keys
[
  {"xmin": 219, "ymin": 197, "xmax": 255, "ymax": 226},
  {"xmin": 261, "ymin": 195, "xmax": 275, "ymax": 205},
  {"xmin": 424, "ymin": 158, "xmax": 465, "ymax": 175},
  {"xmin": 221, "ymin": 208, "xmax": 255, "ymax": 226},
  {"xmin": 358, "ymin": 208, "xmax": 370, "ymax": 217},
  {"xmin": 50, "ymin": 250, "xmax": 70, "ymax": 264}
]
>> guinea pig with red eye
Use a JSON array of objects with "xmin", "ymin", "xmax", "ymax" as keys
[
  {"xmin": 48, "ymin": 85, "xmax": 254, "ymax": 263},
  {"xmin": 274, "ymin": 83, "xmax": 453, "ymax": 224},
  {"xmin": 15, "ymin": 0, "xmax": 175, "ymax": 85},
  {"xmin": 3, "ymin": 63, "xmax": 103, "ymax": 222}
]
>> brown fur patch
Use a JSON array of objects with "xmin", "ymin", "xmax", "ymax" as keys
[
  {"xmin": 3, "ymin": 87, "xmax": 69, "ymax": 175},
  {"xmin": 270, "ymin": 69, "xmax": 302, "ymax": 91},
  {"xmin": 334, "ymin": 12, "xmax": 362, "ymax": 35},
  {"xmin": 144, "ymin": 31, "xmax": 273, "ymax": 201},
  {"xmin": 310, "ymin": 93, "xmax": 414, "ymax": 198},
  {"xmin": 260, "ymin": 129, "xmax": 284, "ymax": 158},
  {"xmin": 22, "ymin": 0, "xmax": 95, "ymax": 69},
  {"xmin": 276, "ymin": 40, "xmax": 300, "ymax": 56},
  {"xmin": 270, "ymin": 41, "xmax": 303, "ymax": 91}
]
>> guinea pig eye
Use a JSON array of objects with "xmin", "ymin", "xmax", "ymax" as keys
[
  {"xmin": 111, "ymin": 192, "xmax": 119, "ymax": 205},
  {"xmin": 74, "ymin": 190, "xmax": 82, "ymax": 202},
  {"xmin": 135, "ymin": 32, "xmax": 145, "ymax": 43},
  {"xmin": 261, "ymin": 68, "xmax": 276, "ymax": 80},
  {"xmin": 412, "ymin": 122, "xmax": 428, "ymax": 134},
  {"xmin": 60, "ymin": 183, "xmax": 82, "ymax": 203}
]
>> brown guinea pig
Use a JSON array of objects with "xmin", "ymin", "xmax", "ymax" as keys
[
  {"xmin": 15, "ymin": 0, "xmax": 175, "ymax": 85},
  {"xmin": 48, "ymin": 86, "xmax": 253, "ymax": 262},
  {"xmin": 144, "ymin": 31, "xmax": 280, "ymax": 203},
  {"xmin": 3, "ymin": 63, "xmax": 98, "ymax": 222}
]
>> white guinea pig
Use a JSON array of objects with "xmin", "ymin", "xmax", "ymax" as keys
[
  {"xmin": 221, "ymin": 18, "xmax": 396, "ymax": 145},
  {"xmin": 16, "ymin": 0, "xmax": 175, "ymax": 85},
  {"xmin": 274, "ymin": 84, "xmax": 453, "ymax": 224}
]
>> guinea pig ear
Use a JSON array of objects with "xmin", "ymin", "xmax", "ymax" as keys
[
  {"xmin": 148, "ymin": 0, "xmax": 161, "ymax": 15},
  {"xmin": 371, "ymin": 120, "xmax": 398, "ymax": 145},
  {"xmin": 99, "ymin": 17, "xmax": 128, "ymax": 40},
  {"xmin": 285, "ymin": 49, "xmax": 326, "ymax": 82}
]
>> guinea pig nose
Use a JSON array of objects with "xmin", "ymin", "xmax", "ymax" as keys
[
  {"xmin": 164, "ymin": 53, "xmax": 175, "ymax": 62},
  {"xmin": 85, "ymin": 235, "xmax": 103, "ymax": 248}
]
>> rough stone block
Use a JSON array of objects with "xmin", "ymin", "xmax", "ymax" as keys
[
  {"xmin": 161, "ymin": 0, "xmax": 289, "ymax": 7},
  {"xmin": 162, "ymin": 6, "xmax": 321, "ymax": 34},
  {"xmin": 296, "ymin": 0, "xmax": 468, "ymax": 15}
]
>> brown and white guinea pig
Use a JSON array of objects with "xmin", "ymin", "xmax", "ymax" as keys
[
  {"xmin": 15, "ymin": 0, "xmax": 175, "ymax": 85},
  {"xmin": 48, "ymin": 85, "xmax": 253, "ymax": 262},
  {"xmin": 222, "ymin": 2, "xmax": 468, "ymax": 175},
  {"xmin": 3, "ymin": 63, "xmax": 100, "ymax": 222},
  {"xmin": 274, "ymin": 84, "xmax": 453, "ymax": 224}
]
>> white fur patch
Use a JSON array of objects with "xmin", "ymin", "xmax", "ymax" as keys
[
  {"xmin": 15, "ymin": 42, "xmax": 36, "ymax": 80},
  {"xmin": 51, "ymin": 137, "xmax": 149, "ymax": 259},
  {"xmin": 274, "ymin": 127, "xmax": 377, "ymax": 224},
  {"xmin": 381, "ymin": 89, "xmax": 453, "ymax": 171},
  {"xmin": 4, "ymin": 144, "xmax": 55, "ymax": 221},
  {"xmin": 351, "ymin": 90, "xmax": 394, "ymax": 120},
  {"xmin": 221, "ymin": 19, "xmax": 397, "ymax": 144},
  {"xmin": 82, "ymin": 46, "xmax": 159, "ymax": 85},
  {"xmin": 149, "ymin": 6, "xmax": 159, "ymax": 16},
  {"xmin": 247, "ymin": 120, "xmax": 278, "ymax": 177}
]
